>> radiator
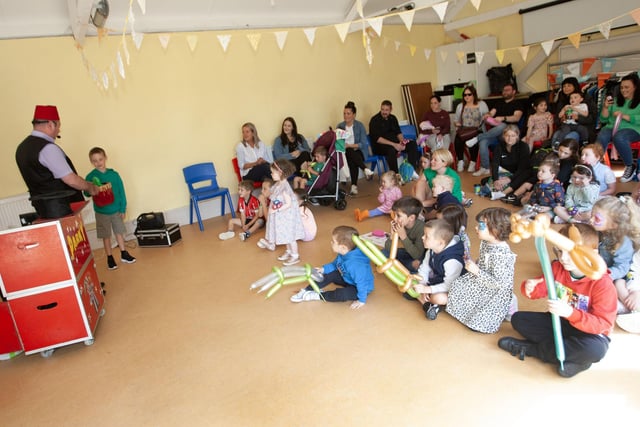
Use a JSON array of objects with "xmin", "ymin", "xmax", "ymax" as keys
[{"xmin": 0, "ymin": 193, "xmax": 96, "ymax": 231}]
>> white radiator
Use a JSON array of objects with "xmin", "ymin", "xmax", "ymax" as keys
[{"xmin": 0, "ymin": 193, "xmax": 96, "ymax": 231}]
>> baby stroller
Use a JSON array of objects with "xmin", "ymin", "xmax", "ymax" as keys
[{"xmin": 306, "ymin": 129, "xmax": 347, "ymax": 210}]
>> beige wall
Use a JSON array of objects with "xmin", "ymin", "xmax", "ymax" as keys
[{"xmin": 0, "ymin": 26, "xmax": 443, "ymax": 218}]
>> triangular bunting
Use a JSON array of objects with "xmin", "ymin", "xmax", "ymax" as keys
[
  {"xmin": 399, "ymin": 10, "xmax": 415, "ymax": 32},
  {"xmin": 470, "ymin": 0, "xmax": 482, "ymax": 10},
  {"xmin": 158, "ymin": 34, "xmax": 170, "ymax": 50},
  {"xmin": 274, "ymin": 31, "xmax": 288, "ymax": 51},
  {"xmin": 363, "ymin": 32, "xmax": 373, "ymax": 66},
  {"xmin": 90, "ymin": 66, "xmax": 98, "ymax": 83},
  {"xmin": 367, "ymin": 17, "xmax": 384, "ymax": 37},
  {"xmin": 424, "ymin": 48, "xmax": 432, "ymax": 61},
  {"xmin": 137, "ymin": 0, "xmax": 146, "ymax": 14},
  {"xmin": 121, "ymin": 40, "xmax": 130, "ymax": 65},
  {"xmin": 495, "ymin": 49, "xmax": 505, "ymax": 64},
  {"xmin": 432, "ymin": 1, "xmax": 449, "ymax": 23},
  {"xmin": 568, "ymin": 32, "xmax": 581, "ymax": 49},
  {"xmin": 132, "ymin": 32, "xmax": 144, "ymax": 50},
  {"xmin": 394, "ymin": 41, "xmax": 401, "ymax": 52},
  {"xmin": 303, "ymin": 28, "xmax": 317, "ymax": 46},
  {"xmin": 334, "ymin": 23, "xmax": 350, "ymax": 43},
  {"xmin": 439, "ymin": 50, "xmax": 448, "ymax": 62},
  {"xmin": 187, "ymin": 35, "xmax": 198, "ymax": 52},
  {"xmin": 567, "ymin": 62, "xmax": 581, "ymax": 76},
  {"xmin": 456, "ymin": 51, "xmax": 465, "ymax": 63},
  {"xmin": 601, "ymin": 58, "xmax": 617, "ymax": 73},
  {"xmin": 541, "ymin": 40, "xmax": 555, "ymax": 56},
  {"xmin": 247, "ymin": 33, "xmax": 261, "ymax": 52},
  {"xmin": 110, "ymin": 64, "xmax": 118, "ymax": 88},
  {"xmin": 101, "ymin": 72, "xmax": 109, "ymax": 90},
  {"xmin": 518, "ymin": 46, "xmax": 529, "ymax": 62},
  {"xmin": 598, "ymin": 21, "xmax": 612, "ymax": 39},
  {"xmin": 475, "ymin": 51, "xmax": 484, "ymax": 64},
  {"xmin": 582, "ymin": 57, "xmax": 596, "ymax": 75},
  {"xmin": 356, "ymin": 0, "xmax": 364, "ymax": 18},
  {"xmin": 631, "ymin": 8, "xmax": 640, "ymax": 26},
  {"xmin": 409, "ymin": 45, "xmax": 417, "ymax": 57},
  {"xmin": 217, "ymin": 35, "xmax": 231, "ymax": 52},
  {"xmin": 117, "ymin": 51, "xmax": 125, "ymax": 78}
]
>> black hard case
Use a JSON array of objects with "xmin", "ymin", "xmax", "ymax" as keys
[{"xmin": 135, "ymin": 223, "xmax": 182, "ymax": 247}]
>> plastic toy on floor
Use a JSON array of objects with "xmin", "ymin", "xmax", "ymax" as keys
[{"xmin": 249, "ymin": 264, "xmax": 324, "ymax": 299}]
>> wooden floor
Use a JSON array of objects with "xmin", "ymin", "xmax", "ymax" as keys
[{"xmin": 2, "ymin": 168, "xmax": 640, "ymax": 426}]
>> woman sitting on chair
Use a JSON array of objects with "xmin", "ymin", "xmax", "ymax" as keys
[
  {"xmin": 336, "ymin": 101, "xmax": 374, "ymax": 196},
  {"xmin": 273, "ymin": 117, "xmax": 312, "ymax": 175},
  {"xmin": 236, "ymin": 122, "xmax": 273, "ymax": 182}
]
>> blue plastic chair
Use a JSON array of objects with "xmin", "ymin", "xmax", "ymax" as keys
[
  {"xmin": 400, "ymin": 123, "xmax": 418, "ymax": 141},
  {"xmin": 182, "ymin": 162, "xmax": 235, "ymax": 231},
  {"xmin": 364, "ymin": 135, "xmax": 389, "ymax": 177}
]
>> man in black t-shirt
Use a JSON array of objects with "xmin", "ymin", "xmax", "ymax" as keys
[
  {"xmin": 469, "ymin": 83, "xmax": 524, "ymax": 176},
  {"xmin": 368, "ymin": 100, "xmax": 419, "ymax": 173}
]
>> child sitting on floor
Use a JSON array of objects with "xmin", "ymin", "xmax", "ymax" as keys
[
  {"xmin": 219, "ymin": 180, "xmax": 264, "ymax": 241},
  {"xmin": 290, "ymin": 225, "xmax": 374, "ymax": 309},
  {"xmin": 411, "ymin": 219, "xmax": 466, "ymax": 321},
  {"xmin": 383, "ymin": 196, "xmax": 426, "ymax": 273},
  {"xmin": 354, "ymin": 171, "xmax": 402, "ymax": 222}
]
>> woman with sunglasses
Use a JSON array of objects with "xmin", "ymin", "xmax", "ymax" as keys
[{"xmin": 453, "ymin": 85, "xmax": 489, "ymax": 172}]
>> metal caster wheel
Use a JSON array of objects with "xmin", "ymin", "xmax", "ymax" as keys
[
  {"xmin": 100, "ymin": 308, "xmax": 106, "ymax": 316},
  {"xmin": 41, "ymin": 349, "xmax": 55, "ymax": 358},
  {"xmin": 84, "ymin": 339, "xmax": 95, "ymax": 346}
]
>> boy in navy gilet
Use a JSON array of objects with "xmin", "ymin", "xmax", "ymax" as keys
[{"xmin": 412, "ymin": 219, "xmax": 466, "ymax": 320}]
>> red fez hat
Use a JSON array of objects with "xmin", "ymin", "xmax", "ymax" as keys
[{"xmin": 33, "ymin": 105, "xmax": 60, "ymax": 121}]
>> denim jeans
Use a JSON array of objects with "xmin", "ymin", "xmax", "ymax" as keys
[
  {"xmin": 478, "ymin": 123, "xmax": 506, "ymax": 169},
  {"xmin": 597, "ymin": 127, "xmax": 640, "ymax": 166}
]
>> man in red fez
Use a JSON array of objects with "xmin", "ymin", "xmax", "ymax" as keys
[{"xmin": 15, "ymin": 105, "xmax": 99, "ymax": 219}]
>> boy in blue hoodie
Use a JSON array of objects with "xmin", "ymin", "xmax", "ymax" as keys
[
  {"xmin": 290, "ymin": 225, "xmax": 374, "ymax": 309},
  {"xmin": 412, "ymin": 219, "xmax": 465, "ymax": 320}
]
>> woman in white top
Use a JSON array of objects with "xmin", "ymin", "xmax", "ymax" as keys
[{"xmin": 236, "ymin": 122, "xmax": 273, "ymax": 182}]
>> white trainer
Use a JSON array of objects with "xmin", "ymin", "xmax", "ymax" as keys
[
  {"xmin": 465, "ymin": 136, "xmax": 479, "ymax": 148},
  {"xmin": 282, "ymin": 254, "xmax": 300, "ymax": 266},
  {"xmin": 277, "ymin": 251, "xmax": 291, "ymax": 261},
  {"xmin": 457, "ymin": 160, "xmax": 464, "ymax": 172},
  {"xmin": 467, "ymin": 161, "xmax": 476, "ymax": 172},
  {"xmin": 364, "ymin": 168, "xmax": 374, "ymax": 180},
  {"xmin": 218, "ymin": 231, "xmax": 235, "ymax": 240},
  {"xmin": 350, "ymin": 185, "xmax": 358, "ymax": 195},
  {"xmin": 472, "ymin": 167, "xmax": 491, "ymax": 177},
  {"xmin": 257, "ymin": 238, "xmax": 275, "ymax": 251},
  {"xmin": 491, "ymin": 191, "xmax": 506, "ymax": 201}
]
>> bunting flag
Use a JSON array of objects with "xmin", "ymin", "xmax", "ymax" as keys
[
  {"xmin": 456, "ymin": 51, "xmax": 465, "ymax": 64},
  {"xmin": 409, "ymin": 45, "xmax": 417, "ymax": 57},
  {"xmin": 187, "ymin": 35, "xmax": 198, "ymax": 52},
  {"xmin": 158, "ymin": 34, "xmax": 171, "ymax": 50},
  {"xmin": 568, "ymin": 32, "xmax": 581, "ymax": 49},
  {"xmin": 424, "ymin": 48, "xmax": 432, "ymax": 61},
  {"xmin": 90, "ymin": 65, "xmax": 98, "ymax": 84},
  {"xmin": 132, "ymin": 32, "xmax": 144, "ymax": 50},
  {"xmin": 631, "ymin": 8, "xmax": 640, "ymax": 25},
  {"xmin": 102, "ymin": 72, "xmax": 109, "ymax": 90},
  {"xmin": 356, "ymin": 0, "xmax": 364, "ymax": 18},
  {"xmin": 334, "ymin": 22, "xmax": 350, "ymax": 43},
  {"xmin": 439, "ymin": 50, "xmax": 448, "ymax": 62},
  {"xmin": 394, "ymin": 41, "xmax": 401, "ymax": 51},
  {"xmin": 399, "ymin": 10, "xmax": 415, "ymax": 32},
  {"xmin": 110, "ymin": 64, "xmax": 118, "ymax": 88},
  {"xmin": 432, "ymin": 1, "xmax": 448, "ymax": 22},
  {"xmin": 601, "ymin": 58, "xmax": 617, "ymax": 73},
  {"xmin": 217, "ymin": 35, "xmax": 231, "ymax": 52},
  {"xmin": 247, "ymin": 33, "xmax": 261, "ymax": 51},
  {"xmin": 582, "ymin": 57, "xmax": 596, "ymax": 75},
  {"xmin": 541, "ymin": 40, "xmax": 555, "ymax": 56},
  {"xmin": 495, "ymin": 49, "xmax": 505, "ymax": 64},
  {"xmin": 274, "ymin": 31, "xmax": 288, "ymax": 51},
  {"xmin": 117, "ymin": 51, "xmax": 125, "ymax": 78},
  {"xmin": 122, "ymin": 41, "xmax": 130, "ymax": 65},
  {"xmin": 518, "ymin": 46, "xmax": 529, "ymax": 62},
  {"xmin": 303, "ymin": 28, "xmax": 316, "ymax": 46},
  {"xmin": 598, "ymin": 21, "xmax": 612, "ymax": 39},
  {"xmin": 137, "ymin": 0, "xmax": 146, "ymax": 14},
  {"xmin": 364, "ymin": 31, "xmax": 373, "ymax": 65},
  {"xmin": 475, "ymin": 51, "xmax": 484, "ymax": 64},
  {"xmin": 566, "ymin": 62, "xmax": 581, "ymax": 76},
  {"xmin": 367, "ymin": 17, "xmax": 384, "ymax": 37},
  {"xmin": 470, "ymin": 0, "xmax": 482, "ymax": 10}
]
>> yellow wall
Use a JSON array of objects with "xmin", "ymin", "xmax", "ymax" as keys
[{"xmin": 0, "ymin": 26, "xmax": 443, "ymax": 217}]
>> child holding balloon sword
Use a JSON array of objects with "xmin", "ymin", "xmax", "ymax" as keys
[{"xmin": 498, "ymin": 223, "xmax": 617, "ymax": 378}]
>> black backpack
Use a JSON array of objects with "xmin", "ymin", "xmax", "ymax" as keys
[{"xmin": 486, "ymin": 64, "xmax": 517, "ymax": 96}]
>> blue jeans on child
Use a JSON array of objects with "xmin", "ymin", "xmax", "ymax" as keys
[{"xmin": 597, "ymin": 127, "xmax": 640, "ymax": 167}]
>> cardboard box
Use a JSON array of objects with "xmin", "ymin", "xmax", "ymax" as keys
[{"xmin": 135, "ymin": 223, "xmax": 182, "ymax": 247}]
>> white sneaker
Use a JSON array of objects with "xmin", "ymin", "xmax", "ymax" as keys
[
  {"xmin": 616, "ymin": 312, "xmax": 640, "ymax": 333},
  {"xmin": 290, "ymin": 289, "xmax": 321, "ymax": 302},
  {"xmin": 491, "ymin": 191, "xmax": 506, "ymax": 201},
  {"xmin": 457, "ymin": 160, "xmax": 464, "ymax": 172},
  {"xmin": 472, "ymin": 167, "xmax": 491, "ymax": 177},
  {"xmin": 257, "ymin": 238, "xmax": 275, "ymax": 251},
  {"xmin": 350, "ymin": 185, "xmax": 358, "ymax": 195},
  {"xmin": 282, "ymin": 254, "xmax": 300, "ymax": 266},
  {"xmin": 277, "ymin": 251, "xmax": 291, "ymax": 261},
  {"xmin": 364, "ymin": 168, "xmax": 374, "ymax": 180},
  {"xmin": 465, "ymin": 136, "xmax": 479, "ymax": 148},
  {"xmin": 218, "ymin": 231, "xmax": 235, "ymax": 240},
  {"xmin": 553, "ymin": 216, "xmax": 566, "ymax": 224},
  {"xmin": 467, "ymin": 161, "xmax": 476, "ymax": 172}
]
